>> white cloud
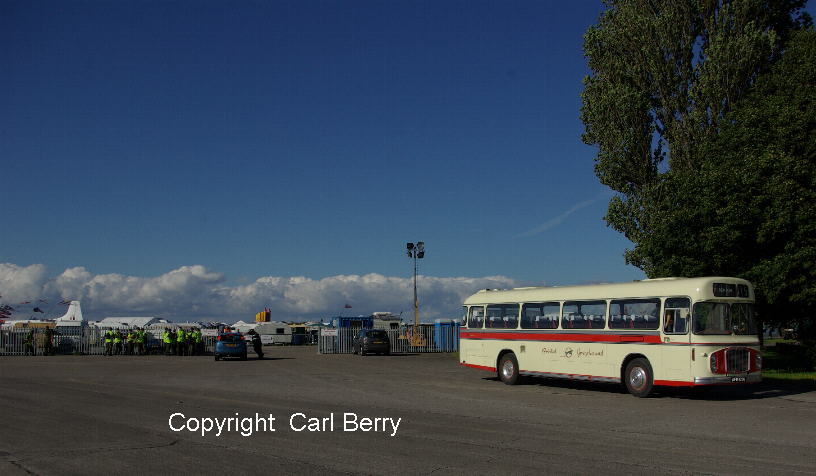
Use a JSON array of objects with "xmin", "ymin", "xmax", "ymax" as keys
[
  {"xmin": 0, "ymin": 263, "xmax": 518, "ymax": 323},
  {"xmin": 0, "ymin": 263, "xmax": 49, "ymax": 303}
]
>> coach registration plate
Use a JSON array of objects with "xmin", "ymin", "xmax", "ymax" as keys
[{"xmin": 731, "ymin": 376, "xmax": 746, "ymax": 383}]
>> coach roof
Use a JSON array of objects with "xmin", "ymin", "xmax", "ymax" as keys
[{"xmin": 462, "ymin": 276, "xmax": 753, "ymax": 306}]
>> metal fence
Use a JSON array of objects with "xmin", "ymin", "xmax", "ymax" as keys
[
  {"xmin": 317, "ymin": 326, "xmax": 459, "ymax": 354},
  {"xmin": 1, "ymin": 326, "xmax": 458, "ymax": 356},
  {"xmin": 0, "ymin": 327, "xmax": 219, "ymax": 356}
]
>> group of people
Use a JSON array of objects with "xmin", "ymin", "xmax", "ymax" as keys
[
  {"xmin": 102, "ymin": 327, "xmax": 204, "ymax": 356},
  {"xmin": 160, "ymin": 327, "xmax": 203, "ymax": 356},
  {"xmin": 23, "ymin": 327, "xmax": 56, "ymax": 356},
  {"xmin": 102, "ymin": 328, "xmax": 150, "ymax": 356}
]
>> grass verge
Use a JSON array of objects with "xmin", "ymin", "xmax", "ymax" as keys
[
  {"xmin": 761, "ymin": 342, "xmax": 816, "ymax": 387},
  {"xmin": 761, "ymin": 369, "xmax": 816, "ymax": 380}
]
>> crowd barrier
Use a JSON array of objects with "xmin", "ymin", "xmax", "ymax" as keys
[
  {"xmin": 0, "ymin": 327, "xmax": 220, "ymax": 356},
  {"xmin": 2, "ymin": 326, "xmax": 455, "ymax": 356},
  {"xmin": 317, "ymin": 326, "xmax": 459, "ymax": 354}
]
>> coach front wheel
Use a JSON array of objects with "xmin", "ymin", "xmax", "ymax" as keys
[
  {"xmin": 498, "ymin": 353, "xmax": 520, "ymax": 385},
  {"xmin": 625, "ymin": 358, "xmax": 654, "ymax": 397}
]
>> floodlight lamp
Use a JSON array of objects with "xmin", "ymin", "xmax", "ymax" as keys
[
  {"xmin": 417, "ymin": 252, "xmax": 424, "ymax": 258},
  {"xmin": 417, "ymin": 242, "xmax": 424, "ymax": 251},
  {"xmin": 407, "ymin": 242, "xmax": 414, "ymax": 250}
]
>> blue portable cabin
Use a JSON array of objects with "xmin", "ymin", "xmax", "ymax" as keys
[
  {"xmin": 330, "ymin": 316, "xmax": 373, "ymax": 329},
  {"xmin": 434, "ymin": 319, "xmax": 460, "ymax": 351}
]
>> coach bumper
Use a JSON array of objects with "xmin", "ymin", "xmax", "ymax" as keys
[{"xmin": 694, "ymin": 373, "xmax": 762, "ymax": 385}]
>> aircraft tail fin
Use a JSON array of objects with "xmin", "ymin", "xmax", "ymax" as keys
[{"xmin": 57, "ymin": 301, "xmax": 83, "ymax": 321}]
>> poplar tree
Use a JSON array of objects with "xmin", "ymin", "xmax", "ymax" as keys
[{"xmin": 580, "ymin": 0, "xmax": 813, "ymax": 335}]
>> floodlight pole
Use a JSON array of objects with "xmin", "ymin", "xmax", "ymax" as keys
[
  {"xmin": 406, "ymin": 242, "xmax": 425, "ymax": 346},
  {"xmin": 412, "ymin": 250, "xmax": 418, "ymax": 330}
]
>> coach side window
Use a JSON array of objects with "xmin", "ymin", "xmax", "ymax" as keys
[
  {"xmin": 521, "ymin": 302, "xmax": 560, "ymax": 329},
  {"xmin": 562, "ymin": 301, "xmax": 606, "ymax": 329},
  {"xmin": 663, "ymin": 298, "xmax": 690, "ymax": 334},
  {"xmin": 609, "ymin": 298, "xmax": 660, "ymax": 330},
  {"xmin": 468, "ymin": 306, "xmax": 484, "ymax": 329},
  {"xmin": 486, "ymin": 304, "xmax": 518, "ymax": 329}
]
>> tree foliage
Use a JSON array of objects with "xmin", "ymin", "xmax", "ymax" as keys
[
  {"xmin": 581, "ymin": 1, "xmax": 814, "ymax": 333},
  {"xmin": 660, "ymin": 29, "xmax": 815, "ymax": 332}
]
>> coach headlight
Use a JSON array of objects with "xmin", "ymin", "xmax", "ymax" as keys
[
  {"xmin": 710, "ymin": 355, "xmax": 718, "ymax": 373},
  {"xmin": 755, "ymin": 353, "xmax": 762, "ymax": 370}
]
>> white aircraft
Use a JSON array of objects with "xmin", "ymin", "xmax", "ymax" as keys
[{"xmin": 0, "ymin": 300, "xmax": 84, "ymax": 329}]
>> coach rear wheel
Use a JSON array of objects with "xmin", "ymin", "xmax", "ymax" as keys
[
  {"xmin": 625, "ymin": 358, "xmax": 653, "ymax": 397},
  {"xmin": 498, "ymin": 353, "xmax": 520, "ymax": 385}
]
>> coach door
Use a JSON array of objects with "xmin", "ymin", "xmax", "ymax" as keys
[
  {"xmin": 661, "ymin": 297, "xmax": 691, "ymax": 381},
  {"xmin": 464, "ymin": 306, "xmax": 486, "ymax": 359}
]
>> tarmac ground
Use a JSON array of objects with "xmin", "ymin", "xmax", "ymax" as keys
[{"xmin": 2, "ymin": 346, "xmax": 815, "ymax": 475}]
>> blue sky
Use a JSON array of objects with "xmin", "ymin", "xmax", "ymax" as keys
[{"xmin": 1, "ymin": 1, "xmax": 650, "ymax": 320}]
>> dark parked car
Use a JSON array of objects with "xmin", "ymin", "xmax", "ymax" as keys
[
  {"xmin": 352, "ymin": 329, "xmax": 390, "ymax": 356},
  {"xmin": 214, "ymin": 332, "xmax": 247, "ymax": 361}
]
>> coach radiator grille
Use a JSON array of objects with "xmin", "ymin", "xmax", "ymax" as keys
[{"xmin": 726, "ymin": 348, "xmax": 749, "ymax": 373}]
